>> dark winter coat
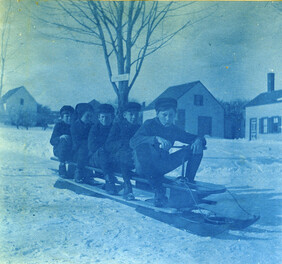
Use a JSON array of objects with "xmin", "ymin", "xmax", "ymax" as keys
[
  {"xmin": 71, "ymin": 119, "xmax": 92, "ymax": 152},
  {"xmin": 130, "ymin": 117, "xmax": 205, "ymax": 151},
  {"xmin": 88, "ymin": 123, "xmax": 112, "ymax": 156},
  {"xmin": 50, "ymin": 121, "xmax": 71, "ymax": 147},
  {"xmin": 105, "ymin": 119, "xmax": 140, "ymax": 155}
]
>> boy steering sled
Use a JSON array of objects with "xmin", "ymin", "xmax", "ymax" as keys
[{"xmin": 130, "ymin": 97, "xmax": 206, "ymax": 207}]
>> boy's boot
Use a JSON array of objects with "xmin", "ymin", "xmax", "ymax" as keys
[
  {"xmin": 84, "ymin": 170, "xmax": 99, "ymax": 185},
  {"xmin": 59, "ymin": 163, "xmax": 67, "ymax": 178},
  {"xmin": 185, "ymin": 153, "xmax": 203, "ymax": 183},
  {"xmin": 66, "ymin": 164, "xmax": 75, "ymax": 179},
  {"xmin": 74, "ymin": 168, "xmax": 84, "ymax": 183},
  {"xmin": 154, "ymin": 187, "xmax": 168, "ymax": 207},
  {"xmin": 123, "ymin": 181, "xmax": 135, "ymax": 201},
  {"xmin": 105, "ymin": 174, "xmax": 117, "ymax": 195}
]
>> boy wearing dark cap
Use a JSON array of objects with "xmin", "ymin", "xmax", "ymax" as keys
[
  {"xmin": 105, "ymin": 102, "xmax": 141, "ymax": 200},
  {"xmin": 50, "ymin": 105, "xmax": 74, "ymax": 178},
  {"xmin": 71, "ymin": 103, "xmax": 94, "ymax": 183},
  {"xmin": 130, "ymin": 97, "xmax": 206, "ymax": 207},
  {"xmin": 88, "ymin": 104, "xmax": 117, "ymax": 194}
]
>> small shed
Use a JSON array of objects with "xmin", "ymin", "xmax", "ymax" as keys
[
  {"xmin": 144, "ymin": 81, "xmax": 224, "ymax": 138},
  {"xmin": 245, "ymin": 73, "xmax": 282, "ymax": 141}
]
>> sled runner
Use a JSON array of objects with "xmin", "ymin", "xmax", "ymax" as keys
[{"xmin": 51, "ymin": 157, "xmax": 260, "ymax": 236}]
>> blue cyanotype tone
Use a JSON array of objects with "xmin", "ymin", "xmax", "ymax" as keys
[{"xmin": 0, "ymin": 1, "xmax": 281, "ymax": 264}]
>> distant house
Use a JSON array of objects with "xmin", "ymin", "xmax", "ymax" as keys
[
  {"xmin": 245, "ymin": 73, "xmax": 282, "ymax": 141},
  {"xmin": 144, "ymin": 81, "xmax": 224, "ymax": 138},
  {"xmin": 2, "ymin": 86, "xmax": 38, "ymax": 126}
]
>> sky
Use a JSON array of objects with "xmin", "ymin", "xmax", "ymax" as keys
[{"xmin": 1, "ymin": 1, "xmax": 282, "ymax": 110}]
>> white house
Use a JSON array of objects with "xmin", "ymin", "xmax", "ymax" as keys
[
  {"xmin": 143, "ymin": 81, "xmax": 224, "ymax": 138},
  {"xmin": 1, "ymin": 86, "xmax": 38, "ymax": 126},
  {"xmin": 245, "ymin": 73, "xmax": 282, "ymax": 141}
]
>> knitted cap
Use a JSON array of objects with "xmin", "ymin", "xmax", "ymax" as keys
[
  {"xmin": 75, "ymin": 103, "xmax": 93, "ymax": 119},
  {"xmin": 155, "ymin": 97, "xmax": 177, "ymax": 112},
  {"xmin": 98, "ymin": 104, "xmax": 115, "ymax": 114},
  {"xmin": 60, "ymin": 105, "xmax": 74, "ymax": 117},
  {"xmin": 124, "ymin": 102, "xmax": 141, "ymax": 112}
]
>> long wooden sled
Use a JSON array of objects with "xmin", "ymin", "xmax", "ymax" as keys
[{"xmin": 51, "ymin": 157, "xmax": 260, "ymax": 236}]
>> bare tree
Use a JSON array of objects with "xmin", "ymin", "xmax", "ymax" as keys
[
  {"xmin": 30, "ymin": 1, "xmax": 214, "ymax": 111},
  {"xmin": 220, "ymin": 99, "xmax": 249, "ymax": 139},
  {"xmin": 0, "ymin": 0, "xmax": 12, "ymax": 112}
]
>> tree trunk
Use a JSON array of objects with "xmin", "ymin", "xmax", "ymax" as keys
[{"xmin": 116, "ymin": 81, "xmax": 129, "ymax": 119}]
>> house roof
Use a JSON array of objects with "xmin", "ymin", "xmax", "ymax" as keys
[
  {"xmin": 245, "ymin": 89, "xmax": 282, "ymax": 107},
  {"xmin": 145, "ymin": 81, "xmax": 201, "ymax": 110},
  {"xmin": 2, "ymin": 86, "xmax": 24, "ymax": 103},
  {"xmin": 2, "ymin": 86, "xmax": 37, "ymax": 104}
]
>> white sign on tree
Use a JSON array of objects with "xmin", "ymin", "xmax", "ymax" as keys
[{"xmin": 111, "ymin": 74, "xmax": 130, "ymax": 83}]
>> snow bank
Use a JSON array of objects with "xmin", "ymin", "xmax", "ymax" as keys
[
  {"xmin": 0, "ymin": 125, "xmax": 53, "ymax": 159},
  {"xmin": 0, "ymin": 126, "xmax": 281, "ymax": 264}
]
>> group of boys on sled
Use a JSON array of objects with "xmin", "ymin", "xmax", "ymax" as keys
[{"xmin": 50, "ymin": 97, "xmax": 206, "ymax": 207}]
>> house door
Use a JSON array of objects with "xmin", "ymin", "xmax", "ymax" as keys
[
  {"xmin": 198, "ymin": 116, "xmax": 212, "ymax": 136},
  {"xmin": 249, "ymin": 118, "xmax": 257, "ymax": 140},
  {"xmin": 175, "ymin": 109, "xmax": 185, "ymax": 130}
]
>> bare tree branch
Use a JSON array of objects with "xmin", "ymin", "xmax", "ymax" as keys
[
  {"xmin": 95, "ymin": 2, "xmax": 118, "ymax": 56},
  {"xmin": 29, "ymin": 1, "xmax": 211, "ymax": 110},
  {"xmin": 56, "ymin": 1, "xmax": 98, "ymax": 36},
  {"xmin": 88, "ymin": 1, "xmax": 118, "ymax": 95},
  {"xmin": 68, "ymin": 0, "xmax": 98, "ymax": 26}
]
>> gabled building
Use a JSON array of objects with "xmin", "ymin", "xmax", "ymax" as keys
[
  {"xmin": 1, "ymin": 86, "xmax": 38, "ymax": 126},
  {"xmin": 143, "ymin": 81, "xmax": 224, "ymax": 138},
  {"xmin": 245, "ymin": 73, "xmax": 282, "ymax": 140}
]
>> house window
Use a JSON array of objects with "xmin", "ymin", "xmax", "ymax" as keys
[
  {"xmin": 20, "ymin": 98, "xmax": 24, "ymax": 105},
  {"xmin": 263, "ymin": 118, "xmax": 268, "ymax": 133},
  {"xmin": 194, "ymin": 95, "xmax": 203, "ymax": 106},
  {"xmin": 250, "ymin": 118, "xmax": 257, "ymax": 140},
  {"xmin": 259, "ymin": 116, "xmax": 281, "ymax": 134},
  {"xmin": 259, "ymin": 118, "xmax": 268, "ymax": 134},
  {"xmin": 271, "ymin": 116, "xmax": 281, "ymax": 133}
]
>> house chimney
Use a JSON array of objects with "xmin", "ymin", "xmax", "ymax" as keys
[{"xmin": 267, "ymin": 72, "xmax": 274, "ymax": 92}]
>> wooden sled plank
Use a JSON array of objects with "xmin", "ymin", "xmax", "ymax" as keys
[
  {"xmin": 164, "ymin": 175, "xmax": 226, "ymax": 194},
  {"xmin": 56, "ymin": 177, "xmax": 179, "ymax": 214},
  {"xmin": 50, "ymin": 157, "xmax": 226, "ymax": 195},
  {"xmin": 51, "ymin": 158, "xmax": 259, "ymax": 233}
]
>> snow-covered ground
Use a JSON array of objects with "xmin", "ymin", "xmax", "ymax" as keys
[{"xmin": 0, "ymin": 125, "xmax": 281, "ymax": 264}]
